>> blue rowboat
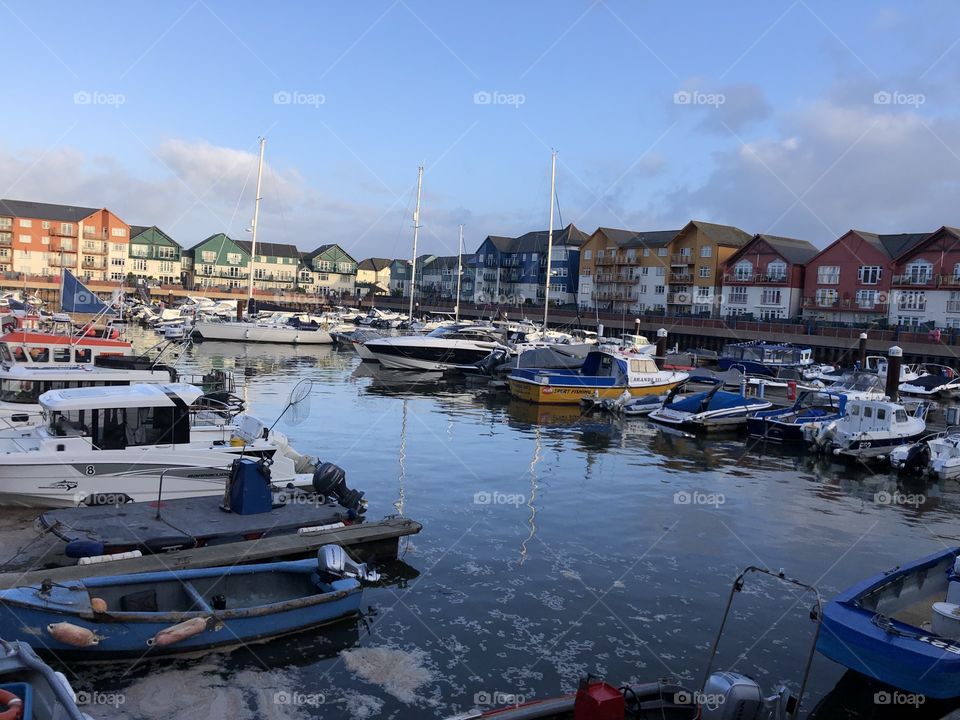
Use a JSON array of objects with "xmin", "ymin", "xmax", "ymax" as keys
[
  {"xmin": 817, "ymin": 546, "xmax": 960, "ymax": 699},
  {"xmin": 0, "ymin": 550, "xmax": 362, "ymax": 661}
]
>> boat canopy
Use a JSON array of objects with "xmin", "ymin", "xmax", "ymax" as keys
[{"xmin": 39, "ymin": 383, "xmax": 203, "ymax": 411}]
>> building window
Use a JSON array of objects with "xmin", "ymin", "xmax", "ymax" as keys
[
  {"xmin": 111, "ymin": 228, "xmax": 126, "ymax": 237},
  {"xmin": 733, "ymin": 260, "xmax": 752, "ymax": 281},
  {"xmin": 60, "ymin": 223, "xmax": 74, "ymax": 235},
  {"xmin": 657, "ymin": 248, "xmax": 667, "ymax": 256},
  {"xmin": 41, "ymin": 221, "xmax": 49, "ymax": 229},
  {"xmin": 227, "ymin": 253, "xmax": 242, "ymax": 265},
  {"xmin": 639, "ymin": 285, "xmax": 648, "ymax": 294},
  {"xmin": 817, "ymin": 265, "xmax": 840, "ymax": 284},
  {"xmin": 858, "ymin": 265, "xmax": 882, "ymax": 284},
  {"xmin": 766, "ymin": 260, "xmax": 787, "ymax": 280},
  {"xmin": 897, "ymin": 290, "xmax": 926, "ymax": 311},
  {"xmin": 201, "ymin": 250, "xmax": 216, "ymax": 262},
  {"xmin": 896, "ymin": 316, "xmax": 923, "ymax": 328},
  {"xmin": 641, "ymin": 267, "xmax": 649, "ymax": 276},
  {"xmin": 111, "ymin": 257, "xmax": 125, "ymax": 267},
  {"xmin": 19, "ymin": 219, "xmax": 31, "ymax": 228},
  {"xmin": 761, "ymin": 289, "xmax": 782, "ymax": 305},
  {"xmin": 856, "ymin": 289, "xmax": 878, "ymax": 308},
  {"xmin": 654, "ymin": 285, "xmax": 665, "ymax": 294},
  {"xmin": 19, "ymin": 235, "xmax": 31, "ymax": 244},
  {"xmin": 904, "ymin": 259, "xmax": 933, "ymax": 284},
  {"xmin": 729, "ymin": 287, "xmax": 748, "ymax": 304},
  {"xmin": 815, "ymin": 288, "xmax": 838, "ymax": 306},
  {"xmin": 699, "ymin": 266, "xmax": 710, "ymax": 278},
  {"xmin": 656, "ymin": 266, "xmax": 666, "ymax": 276},
  {"xmin": 642, "ymin": 248, "xmax": 650, "ymax": 257},
  {"xmin": 700, "ymin": 246, "xmax": 712, "ymax": 258}
]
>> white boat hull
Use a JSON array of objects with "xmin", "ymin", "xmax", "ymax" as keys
[{"xmin": 194, "ymin": 321, "xmax": 332, "ymax": 344}]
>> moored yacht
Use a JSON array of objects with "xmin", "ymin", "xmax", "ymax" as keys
[
  {"xmin": 363, "ymin": 324, "xmax": 511, "ymax": 371},
  {"xmin": 0, "ymin": 383, "xmax": 316, "ymax": 507}
]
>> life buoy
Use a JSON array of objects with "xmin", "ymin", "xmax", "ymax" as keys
[{"xmin": 0, "ymin": 688, "xmax": 24, "ymax": 720}]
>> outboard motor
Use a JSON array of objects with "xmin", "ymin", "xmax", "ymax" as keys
[
  {"xmin": 316, "ymin": 544, "xmax": 380, "ymax": 582},
  {"xmin": 474, "ymin": 348, "xmax": 509, "ymax": 376},
  {"xmin": 701, "ymin": 672, "xmax": 797, "ymax": 720},
  {"xmin": 312, "ymin": 462, "xmax": 365, "ymax": 511}
]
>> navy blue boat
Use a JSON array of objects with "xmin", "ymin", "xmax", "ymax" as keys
[
  {"xmin": 0, "ymin": 548, "xmax": 364, "ymax": 661},
  {"xmin": 817, "ymin": 546, "xmax": 960, "ymax": 699},
  {"xmin": 746, "ymin": 391, "xmax": 846, "ymax": 443},
  {"xmin": 648, "ymin": 379, "xmax": 772, "ymax": 431},
  {"xmin": 718, "ymin": 341, "xmax": 814, "ymax": 377}
]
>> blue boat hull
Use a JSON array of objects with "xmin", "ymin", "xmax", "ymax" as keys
[
  {"xmin": 0, "ymin": 560, "xmax": 362, "ymax": 661},
  {"xmin": 816, "ymin": 547, "xmax": 960, "ymax": 699}
]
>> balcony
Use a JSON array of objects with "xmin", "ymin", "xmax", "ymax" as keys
[
  {"xmin": 81, "ymin": 259, "xmax": 106, "ymax": 270},
  {"xmin": 670, "ymin": 253, "xmax": 693, "ymax": 265},
  {"xmin": 49, "ymin": 227, "xmax": 76, "ymax": 237},
  {"xmin": 669, "ymin": 272, "xmax": 693, "ymax": 283},
  {"xmin": 595, "ymin": 256, "xmax": 615, "ymax": 266},
  {"xmin": 49, "ymin": 255, "xmax": 77, "ymax": 268},
  {"xmin": 81, "ymin": 242, "xmax": 106, "ymax": 255},
  {"xmin": 802, "ymin": 296, "xmax": 888, "ymax": 313},
  {"xmin": 0, "ymin": 234, "xmax": 11, "ymax": 246},
  {"xmin": 892, "ymin": 274, "xmax": 935, "ymax": 287},
  {"xmin": 667, "ymin": 292, "xmax": 691, "ymax": 304},
  {"xmin": 726, "ymin": 294, "xmax": 748, "ymax": 305},
  {"xmin": 723, "ymin": 272, "xmax": 788, "ymax": 285},
  {"xmin": 83, "ymin": 229, "xmax": 106, "ymax": 240}
]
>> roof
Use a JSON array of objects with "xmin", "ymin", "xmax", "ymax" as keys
[
  {"xmin": 853, "ymin": 230, "xmax": 931, "ymax": 259},
  {"xmin": 680, "ymin": 220, "xmax": 752, "ymax": 248},
  {"xmin": 595, "ymin": 227, "xmax": 680, "ymax": 249},
  {"xmin": 423, "ymin": 255, "xmax": 461, "ymax": 270},
  {"xmin": 358, "ymin": 257, "xmax": 392, "ymax": 271},
  {"xmin": 234, "ymin": 239, "xmax": 300, "ymax": 259},
  {"xmin": 39, "ymin": 383, "xmax": 203, "ymax": 411},
  {"xmin": 128, "ymin": 225, "xmax": 181, "ymax": 249},
  {"xmin": 728, "ymin": 234, "xmax": 819, "ymax": 266},
  {"xmin": 129, "ymin": 225, "xmax": 150, "ymax": 238},
  {"xmin": 484, "ymin": 224, "xmax": 588, "ymax": 254},
  {"xmin": 0, "ymin": 199, "xmax": 98, "ymax": 223}
]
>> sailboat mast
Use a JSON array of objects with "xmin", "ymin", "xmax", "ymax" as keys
[
  {"xmin": 248, "ymin": 137, "xmax": 266, "ymax": 305},
  {"xmin": 543, "ymin": 150, "xmax": 557, "ymax": 329},
  {"xmin": 455, "ymin": 224, "xmax": 464, "ymax": 322},
  {"xmin": 408, "ymin": 165, "xmax": 424, "ymax": 320}
]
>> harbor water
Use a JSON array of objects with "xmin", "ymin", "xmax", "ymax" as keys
[{"xmin": 4, "ymin": 332, "xmax": 959, "ymax": 719}]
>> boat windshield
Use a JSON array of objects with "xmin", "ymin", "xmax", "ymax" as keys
[{"xmin": 45, "ymin": 405, "xmax": 190, "ymax": 447}]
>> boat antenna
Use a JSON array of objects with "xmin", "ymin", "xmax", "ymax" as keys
[{"xmin": 543, "ymin": 150, "xmax": 557, "ymax": 330}]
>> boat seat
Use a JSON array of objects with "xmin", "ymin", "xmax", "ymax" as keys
[
  {"xmin": 932, "ymin": 602, "xmax": 960, "ymax": 639},
  {"xmin": 120, "ymin": 589, "xmax": 158, "ymax": 612}
]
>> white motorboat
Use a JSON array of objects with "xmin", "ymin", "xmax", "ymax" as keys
[
  {"xmin": 899, "ymin": 363, "xmax": 960, "ymax": 398},
  {"xmin": 891, "ymin": 428, "xmax": 960, "ymax": 480},
  {"xmin": 809, "ymin": 397, "xmax": 929, "ymax": 461},
  {"xmin": 364, "ymin": 324, "xmax": 511, "ymax": 371},
  {"xmin": 193, "ymin": 316, "xmax": 334, "ymax": 344},
  {"xmin": 0, "ymin": 383, "xmax": 316, "ymax": 507}
]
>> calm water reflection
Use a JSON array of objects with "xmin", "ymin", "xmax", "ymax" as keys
[{"xmin": 58, "ymin": 333, "xmax": 960, "ymax": 718}]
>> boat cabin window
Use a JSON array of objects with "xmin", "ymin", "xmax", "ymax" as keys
[
  {"xmin": 28, "ymin": 348, "xmax": 49, "ymax": 363},
  {"xmin": 630, "ymin": 358, "xmax": 658, "ymax": 374},
  {"xmin": 1, "ymin": 379, "xmax": 130, "ymax": 404},
  {"xmin": 876, "ymin": 408, "xmax": 886, "ymax": 421},
  {"xmin": 75, "ymin": 348, "xmax": 91, "ymax": 363},
  {"xmin": 850, "ymin": 405, "xmax": 860, "ymax": 416},
  {"xmin": 863, "ymin": 406, "xmax": 873, "ymax": 418},
  {"xmin": 53, "ymin": 348, "xmax": 71, "ymax": 363},
  {"xmin": 47, "ymin": 405, "xmax": 190, "ymax": 448},
  {"xmin": 0, "ymin": 344, "xmax": 10, "ymax": 362},
  {"xmin": 895, "ymin": 410, "xmax": 908, "ymax": 423},
  {"xmin": 11, "ymin": 347, "xmax": 27, "ymax": 362}
]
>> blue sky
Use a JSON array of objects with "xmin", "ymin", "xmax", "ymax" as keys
[{"xmin": 3, "ymin": 1, "xmax": 960, "ymax": 259}]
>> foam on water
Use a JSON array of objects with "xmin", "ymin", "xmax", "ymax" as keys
[{"xmin": 341, "ymin": 646, "xmax": 434, "ymax": 703}]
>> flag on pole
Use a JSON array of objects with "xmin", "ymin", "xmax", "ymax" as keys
[{"xmin": 61, "ymin": 270, "xmax": 114, "ymax": 314}]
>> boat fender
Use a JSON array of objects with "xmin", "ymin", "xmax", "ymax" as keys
[
  {"xmin": 65, "ymin": 540, "xmax": 106, "ymax": 559},
  {"xmin": 47, "ymin": 622, "xmax": 101, "ymax": 647},
  {"xmin": 0, "ymin": 689, "xmax": 23, "ymax": 720},
  {"xmin": 148, "ymin": 616, "xmax": 212, "ymax": 647},
  {"xmin": 91, "ymin": 597, "xmax": 108, "ymax": 613}
]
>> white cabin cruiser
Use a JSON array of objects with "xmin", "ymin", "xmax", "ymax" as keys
[
  {"xmin": 193, "ymin": 314, "xmax": 333, "ymax": 344},
  {"xmin": 899, "ymin": 363, "xmax": 960, "ymax": 398},
  {"xmin": 363, "ymin": 324, "xmax": 511, "ymax": 370},
  {"xmin": 891, "ymin": 429, "xmax": 960, "ymax": 480},
  {"xmin": 0, "ymin": 383, "xmax": 315, "ymax": 507},
  {"xmin": 810, "ymin": 397, "xmax": 929, "ymax": 461}
]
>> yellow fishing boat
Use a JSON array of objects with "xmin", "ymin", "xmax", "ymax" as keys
[{"xmin": 507, "ymin": 348, "xmax": 687, "ymax": 405}]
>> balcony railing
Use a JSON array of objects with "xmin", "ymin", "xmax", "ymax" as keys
[
  {"xmin": 0, "ymin": 235, "xmax": 11, "ymax": 246},
  {"xmin": 667, "ymin": 292, "xmax": 691, "ymax": 304},
  {"xmin": 723, "ymin": 272, "xmax": 788, "ymax": 284},
  {"xmin": 595, "ymin": 256, "xmax": 615, "ymax": 266},
  {"xmin": 802, "ymin": 296, "xmax": 888, "ymax": 312},
  {"xmin": 670, "ymin": 253, "xmax": 693, "ymax": 265},
  {"xmin": 669, "ymin": 273, "xmax": 693, "ymax": 283},
  {"xmin": 892, "ymin": 274, "xmax": 935, "ymax": 286},
  {"xmin": 81, "ymin": 260, "xmax": 106, "ymax": 270},
  {"xmin": 726, "ymin": 294, "xmax": 748, "ymax": 305},
  {"xmin": 49, "ymin": 227, "xmax": 77, "ymax": 237},
  {"xmin": 759, "ymin": 295, "xmax": 783, "ymax": 306}
]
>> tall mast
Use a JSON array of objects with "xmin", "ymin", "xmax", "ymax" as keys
[
  {"xmin": 248, "ymin": 137, "xmax": 266, "ymax": 305},
  {"xmin": 543, "ymin": 149, "xmax": 557, "ymax": 329},
  {"xmin": 455, "ymin": 224, "xmax": 464, "ymax": 322},
  {"xmin": 408, "ymin": 165, "xmax": 424, "ymax": 320}
]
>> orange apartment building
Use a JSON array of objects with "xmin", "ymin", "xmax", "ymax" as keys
[
  {"xmin": 578, "ymin": 220, "xmax": 751, "ymax": 316},
  {"xmin": 0, "ymin": 200, "xmax": 130, "ymax": 282}
]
